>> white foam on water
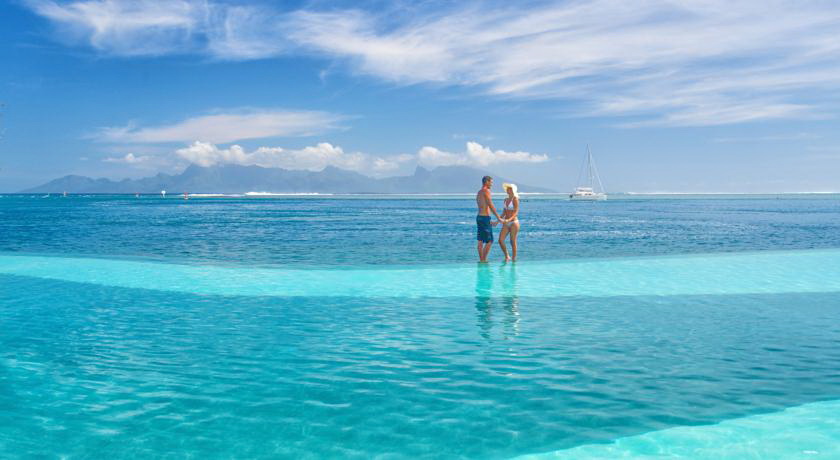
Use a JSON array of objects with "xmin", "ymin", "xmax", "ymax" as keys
[
  {"xmin": 2, "ymin": 249, "xmax": 840, "ymax": 298},
  {"xmin": 244, "ymin": 192, "xmax": 333, "ymax": 196},
  {"xmin": 515, "ymin": 399, "xmax": 840, "ymax": 459},
  {"xmin": 187, "ymin": 193, "xmax": 242, "ymax": 197}
]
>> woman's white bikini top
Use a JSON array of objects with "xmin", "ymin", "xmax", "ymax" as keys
[{"xmin": 505, "ymin": 199, "xmax": 516, "ymax": 211}]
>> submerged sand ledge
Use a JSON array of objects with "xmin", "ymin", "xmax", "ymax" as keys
[
  {"xmin": 516, "ymin": 399, "xmax": 840, "ymax": 459},
  {"xmin": 2, "ymin": 249, "xmax": 840, "ymax": 298}
]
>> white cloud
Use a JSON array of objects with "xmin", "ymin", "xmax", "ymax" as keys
[
  {"xmin": 27, "ymin": 0, "xmax": 840, "ymax": 126},
  {"xmin": 174, "ymin": 143, "xmax": 246, "ymax": 167},
  {"xmin": 96, "ymin": 140, "xmax": 547, "ymax": 176},
  {"xmin": 372, "ymin": 154, "xmax": 414, "ymax": 172},
  {"xmin": 285, "ymin": 1, "xmax": 840, "ymax": 126},
  {"xmin": 418, "ymin": 142, "xmax": 548, "ymax": 168},
  {"xmin": 204, "ymin": 5, "xmax": 288, "ymax": 59},
  {"xmin": 101, "ymin": 152, "xmax": 175, "ymax": 170},
  {"xmin": 417, "ymin": 146, "xmax": 464, "ymax": 168},
  {"xmin": 174, "ymin": 141, "xmax": 413, "ymax": 173},
  {"xmin": 712, "ymin": 132, "xmax": 821, "ymax": 143},
  {"xmin": 173, "ymin": 140, "xmax": 541, "ymax": 173},
  {"xmin": 94, "ymin": 109, "xmax": 345, "ymax": 144},
  {"xmin": 28, "ymin": 0, "xmax": 291, "ymax": 58},
  {"xmin": 28, "ymin": 0, "xmax": 203, "ymax": 56},
  {"xmin": 103, "ymin": 152, "xmax": 150, "ymax": 164}
]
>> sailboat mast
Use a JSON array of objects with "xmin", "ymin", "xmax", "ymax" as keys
[
  {"xmin": 571, "ymin": 144, "xmax": 607, "ymax": 200},
  {"xmin": 590, "ymin": 146, "xmax": 605, "ymax": 193}
]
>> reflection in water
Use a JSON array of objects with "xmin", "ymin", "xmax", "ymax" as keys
[
  {"xmin": 499, "ymin": 263, "xmax": 520, "ymax": 337},
  {"xmin": 475, "ymin": 262, "xmax": 520, "ymax": 341},
  {"xmin": 475, "ymin": 264, "xmax": 494, "ymax": 339}
]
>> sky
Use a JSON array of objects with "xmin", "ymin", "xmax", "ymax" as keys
[{"xmin": 1, "ymin": 0, "xmax": 840, "ymax": 193}]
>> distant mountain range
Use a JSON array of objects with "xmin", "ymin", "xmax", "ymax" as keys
[{"xmin": 21, "ymin": 164, "xmax": 556, "ymax": 194}]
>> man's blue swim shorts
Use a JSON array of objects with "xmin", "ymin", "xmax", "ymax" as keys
[{"xmin": 476, "ymin": 215, "xmax": 493, "ymax": 243}]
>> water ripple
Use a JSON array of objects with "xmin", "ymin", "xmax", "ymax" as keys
[{"xmin": 2, "ymin": 275, "xmax": 840, "ymax": 458}]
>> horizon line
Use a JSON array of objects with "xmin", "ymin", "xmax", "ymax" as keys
[{"xmin": 3, "ymin": 192, "xmax": 839, "ymax": 197}]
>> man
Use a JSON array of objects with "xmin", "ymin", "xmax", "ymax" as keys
[{"xmin": 476, "ymin": 175, "xmax": 505, "ymax": 262}]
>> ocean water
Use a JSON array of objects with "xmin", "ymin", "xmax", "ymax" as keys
[
  {"xmin": 3, "ymin": 193, "xmax": 840, "ymax": 267},
  {"xmin": 1, "ymin": 194, "xmax": 840, "ymax": 458}
]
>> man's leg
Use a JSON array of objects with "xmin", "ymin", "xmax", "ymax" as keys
[
  {"xmin": 477, "ymin": 241, "xmax": 486, "ymax": 262},
  {"xmin": 482, "ymin": 239, "xmax": 493, "ymax": 261}
]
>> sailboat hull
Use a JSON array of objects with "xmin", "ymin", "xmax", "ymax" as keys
[
  {"xmin": 569, "ymin": 193, "xmax": 607, "ymax": 201},
  {"xmin": 570, "ymin": 145, "xmax": 607, "ymax": 200}
]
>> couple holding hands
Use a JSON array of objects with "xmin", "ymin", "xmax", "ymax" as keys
[{"xmin": 476, "ymin": 175, "xmax": 520, "ymax": 263}]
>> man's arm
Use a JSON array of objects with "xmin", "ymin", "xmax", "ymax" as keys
[{"xmin": 484, "ymin": 189, "xmax": 503, "ymax": 220}]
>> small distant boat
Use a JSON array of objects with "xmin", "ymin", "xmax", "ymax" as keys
[
  {"xmin": 161, "ymin": 190, "xmax": 166, "ymax": 198},
  {"xmin": 570, "ymin": 145, "xmax": 607, "ymax": 201},
  {"xmin": 62, "ymin": 191, "xmax": 67, "ymax": 197}
]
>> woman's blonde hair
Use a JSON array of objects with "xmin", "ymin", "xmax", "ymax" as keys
[{"xmin": 503, "ymin": 183, "xmax": 519, "ymax": 198}]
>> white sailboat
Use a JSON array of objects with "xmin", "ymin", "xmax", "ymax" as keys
[{"xmin": 570, "ymin": 145, "xmax": 607, "ymax": 201}]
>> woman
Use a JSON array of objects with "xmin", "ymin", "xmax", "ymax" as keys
[{"xmin": 497, "ymin": 183, "xmax": 520, "ymax": 262}]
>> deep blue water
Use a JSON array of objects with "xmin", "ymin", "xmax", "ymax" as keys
[
  {"xmin": 1, "ymin": 194, "xmax": 839, "ymax": 267},
  {"xmin": 1, "ymin": 194, "xmax": 840, "ymax": 458}
]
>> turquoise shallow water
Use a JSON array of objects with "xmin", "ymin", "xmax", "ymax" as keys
[
  {"xmin": 1, "ymin": 195, "xmax": 840, "ymax": 458},
  {"xmin": 2, "ymin": 248, "xmax": 840, "ymax": 298},
  {"xmin": 518, "ymin": 400, "xmax": 840, "ymax": 459}
]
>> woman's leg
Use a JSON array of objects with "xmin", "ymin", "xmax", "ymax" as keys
[
  {"xmin": 509, "ymin": 221, "xmax": 520, "ymax": 261},
  {"xmin": 498, "ymin": 224, "xmax": 510, "ymax": 261}
]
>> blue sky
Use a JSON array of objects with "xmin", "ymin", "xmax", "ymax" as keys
[{"xmin": 1, "ymin": 0, "xmax": 840, "ymax": 192}]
